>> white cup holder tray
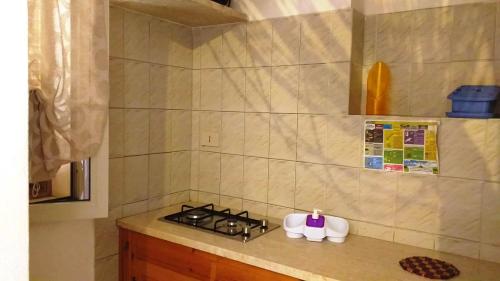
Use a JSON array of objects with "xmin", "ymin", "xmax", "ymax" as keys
[{"xmin": 283, "ymin": 213, "xmax": 349, "ymax": 243}]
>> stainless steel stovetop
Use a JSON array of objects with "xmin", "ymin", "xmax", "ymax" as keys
[{"xmin": 159, "ymin": 203, "xmax": 280, "ymax": 242}]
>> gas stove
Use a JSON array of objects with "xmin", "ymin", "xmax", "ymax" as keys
[{"xmin": 159, "ymin": 203, "xmax": 280, "ymax": 242}]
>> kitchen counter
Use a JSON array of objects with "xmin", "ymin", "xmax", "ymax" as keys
[{"xmin": 117, "ymin": 203, "xmax": 500, "ymax": 281}]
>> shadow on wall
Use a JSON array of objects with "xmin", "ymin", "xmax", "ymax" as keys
[
  {"xmin": 231, "ymin": 0, "xmax": 352, "ymax": 21},
  {"xmin": 192, "ymin": 1, "xmax": 500, "ymax": 263},
  {"xmin": 192, "ymin": 8, "xmax": 361, "ymax": 217},
  {"xmin": 97, "ymin": 4, "xmax": 500, "ymax": 281},
  {"xmin": 191, "ymin": 4, "xmax": 360, "ymax": 218},
  {"xmin": 361, "ymin": 3, "xmax": 500, "ymax": 117}
]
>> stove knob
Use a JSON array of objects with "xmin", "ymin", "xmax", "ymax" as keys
[
  {"xmin": 242, "ymin": 225, "xmax": 251, "ymax": 237},
  {"xmin": 260, "ymin": 219, "xmax": 268, "ymax": 230}
]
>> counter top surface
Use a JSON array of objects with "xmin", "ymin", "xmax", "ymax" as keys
[{"xmin": 117, "ymin": 203, "xmax": 500, "ymax": 281}]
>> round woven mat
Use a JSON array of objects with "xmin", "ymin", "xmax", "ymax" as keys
[{"xmin": 399, "ymin": 256, "xmax": 460, "ymax": 280}]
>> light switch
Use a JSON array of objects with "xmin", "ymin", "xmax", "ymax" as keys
[{"xmin": 201, "ymin": 132, "xmax": 219, "ymax": 147}]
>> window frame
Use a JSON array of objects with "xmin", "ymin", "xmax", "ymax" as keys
[{"xmin": 29, "ymin": 120, "xmax": 109, "ymax": 222}]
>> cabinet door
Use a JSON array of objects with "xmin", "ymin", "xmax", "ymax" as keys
[
  {"xmin": 132, "ymin": 258, "xmax": 202, "ymax": 281},
  {"xmin": 120, "ymin": 229, "xmax": 132, "ymax": 281},
  {"xmin": 120, "ymin": 229, "xmax": 299, "ymax": 281},
  {"xmin": 215, "ymin": 257, "xmax": 299, "ymax": 281},
  {"xmin": 130, "ymin": 231, "xmax": 216, "ymax": 281}
]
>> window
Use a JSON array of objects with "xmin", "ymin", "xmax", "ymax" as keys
[{"xmin": 29, "ymin": 159, "xmax": 91, "ymax": 204}]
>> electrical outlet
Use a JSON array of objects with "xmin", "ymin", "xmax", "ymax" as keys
[{"xmin": 201, "ymin": 132, "xmax": 219, "ymax": 147}]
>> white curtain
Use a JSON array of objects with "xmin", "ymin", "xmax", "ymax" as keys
[{"xmin": 28, "ymin": 0, "xmax": 108, "ymax": 182}]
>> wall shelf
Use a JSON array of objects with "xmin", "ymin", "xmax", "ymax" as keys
[{"xmin": 110, "ymin": 0, "xmax": 248, "ymax": 26}]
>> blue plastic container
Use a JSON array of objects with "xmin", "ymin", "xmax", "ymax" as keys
[
  {"xmin": 447, "ymin": 85, "xmax": 499, "ymax": 118},
  {"xmin": 446, "ymin": 112, "xmax": 495, "ymax": 118}
]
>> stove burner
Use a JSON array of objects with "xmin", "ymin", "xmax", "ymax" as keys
[
  {"xmin": 221, "ymin": 225, "xmax": 242, "ymax": 235},
  {"xmin": 218, "ymin": 219, "xmax": 243, "ymax": 235},
  {"xmin": 226, "ymin": 218, "xmax": 238, "ymax": 227},
  {"xmin": 185, "ymin": 209, "xmax": 208, "ymax": 220}
]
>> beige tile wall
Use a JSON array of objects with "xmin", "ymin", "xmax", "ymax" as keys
[
  {"xmin": 98, "ymin": 5, "xmax": 500, "ymax": 279},
  {"xmin": 190, "ymin": 4, "xmax": 500, "ymax": 264},
  {"xmin": 362, "ymin": 2, "xmax": 500, "ymax": 117},
  {"xmin": 191, "ymin": 9, "xmax": 357, "ymax": 212},
  {"xmin": 95, "ymin": 7, "xmax": 193, "ymax": 281}
]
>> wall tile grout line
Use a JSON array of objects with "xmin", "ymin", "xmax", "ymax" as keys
[
  {"xmin": 265, "ymin": 19, "xmax": 275, "ymax": 213},
  {"xmin": 293, "ymin": 13, "xmax": 304, "ymax": 212},
  {"xmin": 144, "ymin": 20, "xmax": 151, "ymax": 206}
]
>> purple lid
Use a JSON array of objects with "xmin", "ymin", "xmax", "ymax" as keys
[{"xmin": 306, "ymin": 214, "xmax": 325, "ymax": 228}]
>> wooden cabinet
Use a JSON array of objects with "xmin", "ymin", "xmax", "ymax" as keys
[{"xmin": 119, "ymin": 228, "xmax": 300, "ymax": 281}]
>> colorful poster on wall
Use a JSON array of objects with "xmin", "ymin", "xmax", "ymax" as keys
[{"xmin": 364, "ymin": 120, "xmax": 439, "ymax": 175}]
